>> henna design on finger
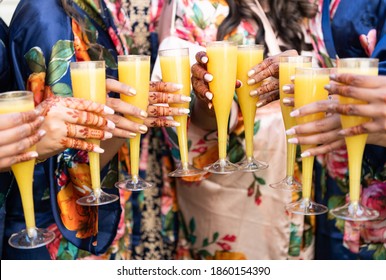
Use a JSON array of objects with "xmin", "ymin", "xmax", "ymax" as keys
[
  {"xmin": 66, "ymin": 123, "xmax": 105, "ymax": 139},
  {"xmin": 147, "ymin": 106, "xmax": 173, "ymax": 117},
  {"xmin": 60, "ymin": 137, "xmax": 96, "ymax": 151},
  {"xmin": 195, "ymin": 51, "xmax": 208, "ymax": 65},
  {"xmin": 340, "ymin": 125, "xmax": 367, "ymax": 136},
  {"xmin": 149, "ymin": 81, "xmax": 168, "ymax": 92},
  {"xmin": 191, "ymin": 77, "xmax": 209, "ymax": 101},
  {"xmin": 256, "ymin": 90, "xmax": 279, "ymax": 108},
  {"xmin": 69, "ymin": 110, "xmax": 108, "ymax": 128},
  {"xmin": 148, "ymin": 92, "xmax": 170, "ymax": 104},
  {"xmin": 257, "ymin": 80, "xmax": 279, "ymax": 96},
  {"xmin": 144, "ymin": 118, "xmax": 178, "ymax": 127}
]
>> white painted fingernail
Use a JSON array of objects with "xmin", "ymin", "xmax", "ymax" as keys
[
  {"xmin": 179, "ymin": 108, "xmax": 190, "ymax": 114},
  {"xmin": 107, "ymin": 120, "xmax": 116, "ymax": 129},
  {"xmin": 104, "ymin": 131, "xmax": 113, "ymax": 139},
  {"xmin": 140, "ymin": 110, "xmax": 148, "ymax": 118},
  {"xmin": 29, "ymin": 151, "xmax": 39, "ymax": 158},
  {"xmin": 128, "ymin": 87, "xmax": 137, "ymax": 95},
  {"xmin": 290, "ymin": 75, "xmax": 295, "ymax": 82},
  {"xmin": 205, "ymin": 92, "xmax": 213, "ymax": 100},
  {"xmin": 204, "ymin": 74, "xmax": 213, "ymax": 82},
  {"xmin": 282, "ymin": 98, "xmax": 292, "ymax": 105},
  {"xmin": 301, "ymin": 151, "xmax": 311, "ymax": 158},
  {"xmin": 104, "ymin": 106, "xmax": 115, "ymax": 115},
  {"xmin": 201, "ymin": 56, "xmax": 208, "ymax": 63},
  {"xmin": 248, "ymin": 69, "xmax": 256, "ymax": 77},
  {"xmin": 181, "ymin": 96, "xmax": 192, "ymax": 102},
  {"xmin": 174, "ymin": 83, "xmax": 183, "ymax": 90},
  {"xmin": 286, "ymin": 128, "xmax": 296, "ymax": 135},
  {"xmin": 172, "ymin": 121, "xmax": 180, "ymax": 127},
  {"xmin": 38, "ymin": 129, "xmax": 46, "ymax": 137},
  {"xmin": 93, "ymin": 146, "xmax": 105, "ymax": 153},
  {"xmin": 282, "ymin": 85, "xmax": 291, "ymax": 92},
  {"xmin": 250, "ymin": 90, "xmax": 258, "ymax": 97},
  {"xmin": 288, "ymin": 138, "xmax": 298, "ymax": 144},
  {"xmin": 247, "ymin": 78, "xmax": 256, "ymax": 85},
  {"xmin": 139, "ymin": 125, "xmax": 148, "ymax": 133},
  {"xmin": 290, "ymin": 110, "xmax": 300, "ymax": 117}
]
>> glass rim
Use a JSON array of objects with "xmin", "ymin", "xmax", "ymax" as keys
[
  {"xmin": 117, "ymin": 55, "xmax": 150, "ymax": 61},
  {"xmin": 237, "ymin": 44, "xmax": 264, "ymax": 50},
  {"xmin": 294, "ymin": 67, "xmax": 331, "ymax": 74},
  {"xmin": 70, "ymin": 60, "xmax": 105, "ymax": 69},
  {"xmin": 0, "ymin": 90, "xmax": 33, "ymax": 102},
  {"xmin": 337, "ymin": 57, "xmax": 379, "ymax": 67},
  {"xmin": 158, "ymin": 47, "xmax": 189, "ymax": 56},
  {"xmin": 206, "ymin": 40, "xmax": 237, "ymax": 47},
  {"xmin": 279, "ymin": 55, "xmax": 313, "ymax": 63}
]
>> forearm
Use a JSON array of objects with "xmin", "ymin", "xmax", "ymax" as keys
[{"xmin": 367, "ymin": 133, "xmax": 386, "ymax": 147}]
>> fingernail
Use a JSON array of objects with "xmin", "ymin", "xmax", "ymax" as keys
[
  {"xmin": 107, "ymin": 120, "xmax": 116, "ymax": 129},
  {"xmin": 104, "ymin": 131, "xmax": 113, "ymax": 139},
  {"xmin": 301, "ymin": 151, "xmax": 311, "ymax": 158},
  {"xmin": 127, "ymin": 132, "xmax": 137, "ymax": 138},
  {"xmin": 128, "ymin": 87, "xmax": 137, "ymax": 95},
  {"xmin": 179, "ymin": 108, "xmax": 190, "ymax": 114},
  {"xmin": 181, "ymin": 96, "xmax": 192, "ymax": 102},
  {"xmin": 104, "ymin": 106, "xmax": 115, "ymax": 115},
  {"xmin": 174, "ymin": 83, "xmax": 183, "ymax": 90},
  {"xmin": 172, "ymin": 121, "xmax": 180, "ymax": 127},
  {"xmin": 248, "ymin": 69, "xmax": 256, "ymax": 77},
  {"xmin": 140, "ymin": 110, "xmax": 148, "ymax": 118},
  {"xmin": 247, "ymin": 78, "xmax": 256, "ymax": 85},
  {"xmin": 38, "ymin": 116, "xmax": 45, "ymax": 122},
  {"xmin": 338, "ymin": 130, "xmax": 346, "ymax": 136},
  {"xmin": 93, "ymin": 146, "xmax": 105, "ymax": 153},
  {"xmin": 250, "ymin": 90, "xmax": 258, "ymax": 97},
  {"xmin": 139, "ymin": 125, "xmax": 148, "ymax": 133},
  {"xmin": 288, "ymin": 138, "xmax": 298, "ymax": 144},
  {"xmin": 329, "ymin": 74, "xmax": 336, "ymax": 80},
  {"xmin": 290, "ymin": 75, "xmax": 295, "ymax": 82},
  {"xmin": 286, "ymin": 128, "xmax": 296, "ymax": 135},
  {"xmin": 256, "ymin": 101, "xmax": 264, "ymax": 108},
  {"xmin": 205, "ymin": 92, "xmax": 213, "ymax": 100},
  {"xmin": 29, "ymin": 151, "xmax": 39, "ymax": 158},
  {"xmin": 290, "ymin": 110, "xmax": 300, "ymax": 117},
  {"xmin": 282, "ymin": 85, "xmax": 291, "ymax": 92},
  {"xmin": 38, "ymin": 129, "xmax": 46, "ymax": 137},
  {"xmin": 204, "ymin": 74, "xmax": 213, "ymax": 82},
  {"xmin": 208, "ymin": 102, "xmax": 213, "ymax": 110},
  {"xmin": 282, "ymin": 98, "xmax": 292, "ymax": 105},
  {"xmin": 324, "ymin": 84, "xmax": 331, "ymax": 90},
  {"xmin": 201, "ymin": 56, "xmax": 208, "ymax": 63}
]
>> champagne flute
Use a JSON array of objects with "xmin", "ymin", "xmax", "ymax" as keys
[
  {"xmin": 204, "ymin": 41, "xmax": 239, "ymax": 174},
  {"xmin": 235, "ymin": 44, "xmax": 269, "ymax": 172},
  {"xmin": 70, "ymin": 61, "xmax": 119, "ymax": 206},
  {"xmin": 1, "ymin": 91, "xmax": 56, "ymax": 249},
  {"xmin": 115, "ymin": 55, "xmax": 154, "ymax": 191},
  {"xmin": 159, "ymin": 48, "xmax": 207, "ymax": 178},
  {"xmin": 270, "ymin": 56, "xmax": 312, "ymax": 190},
  {"xmin": 285, "ymin": 67, "xmax": 330, "ymax": 215},
  {"xmin": 330, "ymin": 58, "xmax": 380, "ymax": 221}
]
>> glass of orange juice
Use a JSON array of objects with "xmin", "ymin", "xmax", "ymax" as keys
[
  {"xmin": 70, "ymin": 61, "xmax": 119, "ymax": 205},
  {"xmin": 159, "ymin": 48, "xmax": 207, "ymax": 178},
  {"xmin": 330, "ymin": 58, "xmax": 379, "ymax": 221},
  {"xmin": 115, "ymin": 55, "xmax": 154, "ymax": 191},
  {"xmin": 204, "ymin": 41, "xmax": 240, "ymax": 174},
  {"xmin": 285, "ymin": 67, "xmax": 330, "ymax": 215},
  {"xmin": 235, "ymin": 44, "xmax": 269, "ymax": 172},
  {"xmin": 1, "ymin": 91, "xmax": 56, "ymax": 248},
  {"xmin": 270, "ymin": 56, "xmax": 312, "ymax": 191}
]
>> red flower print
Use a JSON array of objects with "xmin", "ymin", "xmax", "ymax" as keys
[
  {"xmin": 216, "ymin": 242, "xmax": 231, "ymax": 251},
  {"xmin": 221, "ymin": 234, "xmax": 236, "ymax": 242}
]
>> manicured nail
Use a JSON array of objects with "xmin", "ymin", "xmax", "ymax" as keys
[
  {"xmin": 204, "ymin": 73, "xmax": 213, "ymax": 82},
  {"xmin": 248, "ymin": 69, "xmax": 256, "ymax": 77},
  {"xmin": 38, "ymin": 129, "xmax": 46, "ymax": 137},
  {"xmin": 301, "ymin": 151, "xmax": 311, "ymax": 158},
  {"xmin": 247, "ymin": 78, "xmax": 256, "ymax": 85},
  {"xmin": 104, "ymin": 131, "xmax": 113, "ymax": 139},
  {"xmin": 205, "ymin": 92, "xmax": 213, "ymax": 100},
  {"xmin": 107, "ymin": 120, "xmax": 116, "ymax": 129},
  {"xmin": 139, "ymin": 125, "xmax": 148, "ymax": 133},
  {"xmin": 181, "ymin": 96, "xmax": 192, "ymax": 102},
  {"xmin": 201, "ymin": 56, "xmax": 208, "ymax": 63},
  {"xmin": 208, "ymin": 102, "xmax": 213, "ymax": 110},
  {"xmin": 329, "ymin": 74, "xmax": 336, "ymax": 80},
  {"xmin": 128, "ymin": 87, "xmax": 137, "ymax": 95},
  {"xmin": 282, "ymin": 97, "xmax": 292, "ymax": 105},
  {"xmin": 282, "ymin": 85, "xmax": 291, "ymax": 92},
  {"xmin": 324, "ymin": 84, "xmax": 331, "ymax": 91},
  {"xmin": 93, "ymin": 146, "xmax": 105, "ymax": 153},
  {"xmin": 28, "ymin": 151, "xmax": 39, "ymax": 158},
  {"xmin": 127, "ymin": 132, "xmax": 137, "ymax": 138},
  {"xmin": 290, "ymin": 75, "xmax": 295, "ymax": 82},
  {"xmin": 286, "ymin": 128, "xmax": 296, "ymax": 135},
  {"xmin": 140, "ymin": 110, "xmax": 148, "ymax": 118},
  {"xmin": 37, "ymin": 116, "xmax": 45, "ymax": 123},
  {"xmin": 250, "ymin": 90, "xmax": 258, "ymax": 97},
  {"xmin": 256, "ymin": 101, "xmax": 264, "ymax": 108},
  {"xmin": 338, "ymin": 130, "xmax": 346, "ymax": 136},
  {"xmin": 172, "ymin": 121, "xmax": 180, "ymax": 127},
  {"xmin": 104, "ymin": 106, "xmax": 115, "ymax": 115},
  {"xmin": 288, "ymin": 138, "xmax": 298, "ymax": 144},
  {"xmin": 179, "ymin": 108, "xmax": 190, "ymax": 114},
  {"xmin": 174, "ymin": 83, "xmax": 183, "ymax": 90},
  {"xmin": 290, "ymin": 110, "xmax": 300, "ymax": 117}
]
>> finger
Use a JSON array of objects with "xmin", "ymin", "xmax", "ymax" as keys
[
  {"xmin": 144, "ymin": 117, "xmax": 180, "ymax": 127},
  {"xmin": 191, "ymin": 77, "xmax": 212, "ymax": 102},
  {"xmin": 256, "ymin": 90, "xmax": 279, "ymax": 108},
  {"xmin": 287, "ymin": 114, "xmax": 341, "ymax": 135},
  {"xmin": 106, "ymin": 78, "xmax": 136, "ymax": 96},
  {"xmin": 0, "ymin": 110, "xmax": 39, "ymax": 130},
  {"xmin": 69, "ymin": 110, "xmax": 110, "ymax": 128},
  {"xmin": 0, "ymin": 151, "xmax": 39, "ymax": 170},
  {"xmin": 0, "ymin": 129, "xmax": 46, "ymax": 158},
  {"xmin": 195, "ymin": 51, "xmax": 209, "ymax": 65},
  {"xmin": 149, "ymin": 81, "xmax": 183, "ymax": 93},
  {"xmin": 334, "ymin": 103, "xmax": 385, "ymax": 118},
  {"xmin": 282, "ymin": 84, "xmax": 294, "ymax": 95},
  {"xmin": 107, "ymin": 97, "xmax": 147, "ymax": 119},
  {"xmin": 65, "ymin": 123, "xmax": 112, "ymax": 140},
  {"xmin": 288, "ymin": 128, "xmax": 342, "ymax": 146},
  {"xmin": 338, "ymin": 122, "xmax": 385, "ymax": 136},
  {"xmin": 282, "ymin": 97, "xmax": 295, "ymax": 107},
  {"xmin": 60, "ymin": 137, "xmax": 104, "ymax": 153},
  {"xmin": 330, "ymin": 73, "xmax": 385, "ymax": 89},
  {"xmin": 148, "ymin": 92, "xmax": 191, "ymax": 104},
  {"xmin": 0, "ymin": 116, "xmax": 44, "ymax": 146},
  {"xmin": 106, "ymin": 114, "xmax": 148, "ymax": 135},
  {"xmin": 191, "ymin": 63, "xmax": 213, "ymax": 82},
  {"xmin": 60, "ymin": 97, "xmax": 113, "ymax": 115},
  {"xmin": 251, "ymin": 79, "xmax": 279, "ymax": 97},
  {"xmin": 248, "ymin": 57, "xmax": 280, "ymax": 85},
  {"xmin": 300, "ymin": 139, "xmax": 346, "ymax": 157},
  {"xmin": 290, "ymin": 99, "xmax": 339, "ymax": 117},
  {"xmin": 147, "ymin": 105, "xmax": 189, "ymax": 117}
]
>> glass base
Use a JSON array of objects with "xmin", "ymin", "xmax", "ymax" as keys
[
  {"xmin": 330, "ymin": 202, "xmax": 380, "ymax": 221},
  {"xmin": 204, "ymin": 158, "xmax": 240, "ymax": 175},
  {"xmin": 115, "ymin": 175, "xmax": 154, "ymax": 192},
  {"xmin": 237, "ymin": 157, "xmax": 269, "ymax": 173},
  {"xmin": 168, "ymin": 163, "xmax": 208, "ymax": 178},
  {"xmin": 269, "ymin": 175, "xmax": 302, "ymax": 191},
  {"xmin": 285, "ymin": 198, "xmax": 329, "ymax": 215},
  {"xmin": 8, "ymin": 227, "xmax": 56, "ymax": 249},
  {"xmin": 76, "ymin": 190, "xmax": 119, "ymax": 206}
]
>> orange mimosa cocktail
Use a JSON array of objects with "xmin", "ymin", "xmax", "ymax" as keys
[
  {"xmin": 235, "ymin": 44, "xmax": 268, "ymax": 172},
  {"xmin": 330, "ymin": 58, "xmax": 379, "ymax": 221},
  {"xmin": 205, "ymin": 41, "xmax": 239, "ymax": 174},
  {"xmin": 159, "ymin": 48, "xmax": 206, "ymax": 178},
  {"xmin": 1, "ymin": 91, "xmax": 55, "ymax": 249}
]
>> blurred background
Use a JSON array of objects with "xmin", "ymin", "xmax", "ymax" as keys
[{"xmin": 0, "ymin": 0, "xmax": 19, "ymax": 25}]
